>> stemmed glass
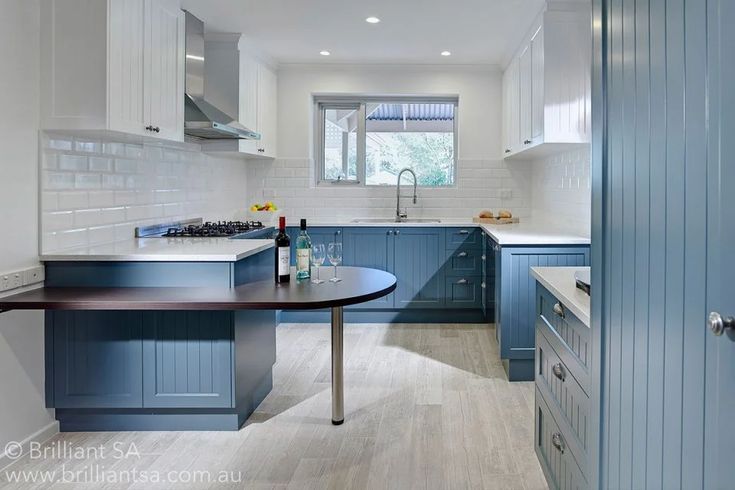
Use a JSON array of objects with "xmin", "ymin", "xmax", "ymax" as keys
[
  {"xmin": 327, "ymin": 242, "xmax": 342, "ymax": 283},
  {"xmin": 311, "ymin": 244, "xmax": 325, "ymax": 284}
]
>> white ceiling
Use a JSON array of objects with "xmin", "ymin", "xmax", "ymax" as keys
[{"xmin": 181, "ymin": 0, "xmax": 546, "ymax": 66}]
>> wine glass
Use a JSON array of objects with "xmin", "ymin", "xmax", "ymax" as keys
[
  {"xmin": 327, "ymin": 242, "xmax": 342, "ymax": 282},
  {"xmin": 311, "ymin": 244, "xmax": 325, "ymax": 284}
]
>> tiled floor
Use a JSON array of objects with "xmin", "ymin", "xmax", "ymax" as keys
[{"xmin": 0, "ymin": 323, "xmax": 546, "ymax": 489}]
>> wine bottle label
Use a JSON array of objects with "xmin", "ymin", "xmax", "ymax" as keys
[
  {"xmin": 278, "ymin": 247, "xmax": 290, "ymax": 276},
  {"xmin": 296, "ymin": 248, "xmax": 310, "ymax": 273}
]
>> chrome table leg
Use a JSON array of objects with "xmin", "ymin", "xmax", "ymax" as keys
[{"xmin": 331, "ymin": 306, "xmax": 344, "ymax": 425}]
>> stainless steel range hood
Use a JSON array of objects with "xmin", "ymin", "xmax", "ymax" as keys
[{"xmin": 184, "ymin": 11, "xmax": 260, "ymax": 140}]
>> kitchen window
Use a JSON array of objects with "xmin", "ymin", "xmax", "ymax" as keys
[{"xmin": 315, "ymin": 96, "xmax": 458, "ymax": 186}]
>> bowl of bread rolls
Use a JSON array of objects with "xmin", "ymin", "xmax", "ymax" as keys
[{"xmin": 473, "ymin": 210, "xmax": 518, "ymax": 224}]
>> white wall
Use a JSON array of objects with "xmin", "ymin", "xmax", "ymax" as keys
[
  {"xmin": 530, "ymin": 147, "xmax": 591, "ymax": 234},
  {"xmin": 248, "ymin": 64, "xmax": 533, "ymax": 221},
  {"xmin": 0, "ymin": 0, "xmax": 58, "ymax": 465},
  {"xmin": 40, "ymin": 135, "xmax": 250, "ymax": 252}
]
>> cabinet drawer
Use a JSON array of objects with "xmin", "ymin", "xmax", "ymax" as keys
[
  {"xmin": 538, "ymin": 285, "xmax": 591, "ymax": 390},
  {"xmin": 446, "ymin": 228, "xmax": 482, "ymax": 250},
  {"xmin": 445, "ymin": 276, "xmax": 483, "ymax": 308},
  {"xmin": 536, "ymin": 329, "xmax": 590, "ymax": 459},
  {"xmin": 445, "ymin": 246, "xmax": 484, "ymax": 276},
  {"xmin": 535, "ymin": 388, "xmax": 588, "ymax": 490}
]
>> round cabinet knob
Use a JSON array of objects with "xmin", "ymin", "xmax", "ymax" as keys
[
  {"xmin": 708, "ymin": 312, "xmax": 735, "ymax": 336},
  {"xmin": 551, "ymin": 433, "xmax": 565, "ymax": 453},
  {"xmin": 387, "ymin": 230, "xmax": 393, "ymax": 235},
  {"xmin": 552, "ymin": 363, "xmax": 566, "ymax": 381},
  {"xmin": 395, "ymin": 230, "xmax": 400, "ymax": 236}
]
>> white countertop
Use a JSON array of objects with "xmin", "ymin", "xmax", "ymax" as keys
[
  {"xmin": 530, "ymin": 266, "xmax": 591, "ymax": 327},
  {"xmin": 40, "ymin": 237, "xmax": 274, "ymax": 262},
  {"xmin": 306, "ymin": 219, "xmax": 590, "ymax": 246}
]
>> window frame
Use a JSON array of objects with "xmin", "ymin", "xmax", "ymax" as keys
[{"xmin": 314, "ymin": 95, "xmax": 459, "ymax": 187}]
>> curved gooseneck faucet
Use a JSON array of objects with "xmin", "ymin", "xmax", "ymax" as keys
[{"xmin": 396, "ymin": 168, "xmax": 418, "ymax": 222}]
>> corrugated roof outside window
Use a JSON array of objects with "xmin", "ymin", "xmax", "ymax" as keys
[{"xmin": 367, "ymin": 103, "xmax": 455, "ymax": 121}]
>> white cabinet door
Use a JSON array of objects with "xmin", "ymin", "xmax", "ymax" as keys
[
  {"xmin": 256, "ymin": 64, "xmax": 277, "ymax": 158},
  {"xmin": 108, "ymin": 0, "xmax": 146, "ymax": 136},
  {"xmin": 144, "ymin": 0, "xmax": 184, "ymax": 142},
  {"xmin": 518, "ymin": 43, "xmax": 533, "ymax": 148},
  {"xmin": 531, "ymin": 25, "xmax": 545, "ymax": 143},
  {"xmin": 508, "ymin": 58, "xmax": 521, "ymax": 154},
  {"xmin": 237, "ymin": 53, "xmax": 259, "ymax": 154}
]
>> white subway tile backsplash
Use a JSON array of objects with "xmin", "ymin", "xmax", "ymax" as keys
[{"xmin": 41, "ymin": 134, "xmax": 249, "ymax": 253}]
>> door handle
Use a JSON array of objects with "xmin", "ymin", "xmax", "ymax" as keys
[
  {"xmin": 459, "ymin": 230, "xmax": 469, "ymax": 235},
  {"xmin": 395, "ymin": 230, "xmax": 400, "ymax": 236},
  {"xmin": 708, "ymin": 312, "xmax": 735, "ymax": 336},
  {"xmin": 457, "ymin": 252, "xmax": 468, "ymax": 257},
  {"xmin": 553, "ymin": 302, "xmax": 565, "ymax": 319},
  {"xmin": 551, "ymin": 433, "xmax": 565, "ymax": 453},
  {"xmin": 552, "ymin": 363, "xmax": 566, "ymax": 381}
]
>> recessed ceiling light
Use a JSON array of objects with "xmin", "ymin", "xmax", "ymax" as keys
[
  {"xmin": 365, "ymin": 16, "xmax": 381, "ymax": 24},
  {"xmin": 320, "ymin": 50, "xmax": 331, "ymax": 56},
  {"xmin": 441, "ymin": 51, "xmax": 452, "ymax": 56}
]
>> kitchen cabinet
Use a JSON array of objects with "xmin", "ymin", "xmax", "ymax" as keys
[
  {"xmin": 535, "ymin": 283, "xmax": 592, "ymax": 488},
  {"xmin": 50, "ymin": 311, "xmax": 144, "ymax": 409},
  {"xmin": 501, "ymin": 4, "xmax": 590, "ymax": 159},
  {"xmin": 202, "ymin": 39, "xmax": 278, "ymax": 158},
  {"xmin": 142, "ymin": 311, "xmax": 233, "ymax": 409},
  {"xmin": 495, "ymin": 243, "xmax": 590, "ymax": 381},
  {"xmin": 41, "ymin": 0, "xmax": 185, "ymax": 142},
  {"xmin": 393, "ymin": 228, "xmax": 445, "ymax": 309},
  {"xmin": 341, "ymin": 227, "xmax": 393, "ymax": 309}
]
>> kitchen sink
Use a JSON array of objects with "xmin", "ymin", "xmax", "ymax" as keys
[{"xmin": 351, "ymin": 218, "xmax": 442, "ymax": 224}]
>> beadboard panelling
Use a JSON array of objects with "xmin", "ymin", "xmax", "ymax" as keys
[
  {"xmin": 246, "ymin": 157, "xmax": 532, "ymax": 221},
  {"xmin": 40, "ymin": 134, "xmax": 248, "ymax": 252},
  {"xmin": 530, "ymin": 147, "xmax": 591, "ymax": 233},
  {"xmin": 594, "ymin": 0, "xmax": 718, "ymax": 487}
]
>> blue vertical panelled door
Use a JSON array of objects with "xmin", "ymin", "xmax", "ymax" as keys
[
  {"xmin": 592, "ymin": 0, "xmax": 734, "ymax": 488},
  {"xmin": 342, "ymin": 227, "xmax": 394, "ymax": 308},
  {"xmin": 393, "ymin": 228, "xmax": 444, "ymax": 308}
]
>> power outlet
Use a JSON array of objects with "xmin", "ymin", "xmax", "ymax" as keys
[
  {"xmin": 0, "ymin": 273, "xmax": 23, "ymax": 292},
  {"xmin": 23, "ymin": 266, "xmax": 45, "ymax": 286}
]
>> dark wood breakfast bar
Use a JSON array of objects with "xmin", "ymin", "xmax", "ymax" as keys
[{"xmin": 0, "ymin": 260, "xmax": 396, "ymax": 430}]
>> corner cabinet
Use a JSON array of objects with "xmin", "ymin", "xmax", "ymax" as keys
[
  {"xmin": 201, "ymin": 36, "xmax": 278, "ymax": 159},
  {"xmin": 41, "ymin": 0, "xmax": 185, "ymax": 143},
  {"xmin": 502, "ymin": 3, "xmax": 591, "ymax": 159}
]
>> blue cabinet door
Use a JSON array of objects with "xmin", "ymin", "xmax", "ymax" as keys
[
  {"xmin": 393, "ymin": 228, "xmax": 445, "ymax": 309},
  {"xmin": 143, "ymin": 311, "xmax": 233, "ymax": 408},
  {"xmin": 446, "ymin": 227, "xmax": 483, "ymax": 251},
  {"xmin": 499, "ymin": 246, "xmax": 590, "ymax": 361},
  {"xmin": 342, "ymin": 227, "xmax": 394, "ymax": 308},
  {"xmin": 51, "ymin": 311, "xmax": 143, "ymax": 408},
  {"xmin": 445, "ymin": 276, "xmax": 483, "ymax": 309},
  {"xmin": 286, "ymin": 227, "xmax": 342, "ymax": 266}
]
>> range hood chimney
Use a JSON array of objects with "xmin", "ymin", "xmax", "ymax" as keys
[{"xmin": 183, "ymin": 11, "xmax": 260, "ymax": 140}]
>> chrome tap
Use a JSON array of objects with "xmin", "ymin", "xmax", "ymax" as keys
[{"xmin": 396, "ymin": 168, "xmax": 417, "ymax": 222}]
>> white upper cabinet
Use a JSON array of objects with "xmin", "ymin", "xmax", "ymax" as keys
[
  {"xmin": 41, "ymin": 0, "xmax": 185, "ymax": 142},
  {"xmin": 201, "ymin": 36, "xmax": 278, "ymax": 159},
  {"xmin": 501, "ymin": 3, "xmax": 591, "ymax": 159}
]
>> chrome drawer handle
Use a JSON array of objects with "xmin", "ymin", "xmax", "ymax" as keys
[
  {"xmin": 551, "ymin": 433, "xmax": 565, "ymax": 453},
  {"xmin": 457, "ymin": 278, "xmax": 468, "ymax": 284},
  {"xmin": 459, "ymin": 230, "xmax": 469, "ymax": 235},
  {"xmin": 457, "ymin": 252, "xmax": 468, "ymax": 257},
  {"xmin": 553, "ymin": 302, "xmax": 565, "ymax": 318},
  {"xmin": 552, "ymin": 363, "xmax": 566, "ymax": 382}
]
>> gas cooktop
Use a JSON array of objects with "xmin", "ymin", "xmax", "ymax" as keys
[{"xmin": 135, "ymin": 219, "xmax": 272, "ymax": 239}]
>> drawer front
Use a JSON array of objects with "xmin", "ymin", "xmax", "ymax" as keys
[
  {"xmin": 445, "ymin": 246, "xmax": 484, "ymax": 276},
  {"xmin": 536, "ymin": 328, "xmax": 590, "ymax": 458},
  {"xmin": 446, "ymin": 228, "xmax": 482, "ymax": 250},
  {"xmin": 445, "ymin": 276, "xmax": 483, "ymax": 308},
  {"xmin": 538, "ymin": 285, "xmax": 591, "ymax": 390},
  {"xmin": 535, "ymin": 388, "xmax": 588, "ymax": 490}
]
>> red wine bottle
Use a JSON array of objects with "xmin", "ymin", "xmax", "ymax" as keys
[{"xmin": 275, "ymin": 216, "xmax": 291, "ymax": 283}]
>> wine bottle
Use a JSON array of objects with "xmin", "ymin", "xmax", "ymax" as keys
[
  {"xmin": 274, "ymin": 216, "xmax": 290, "ymax": 283},
  {"xmin": 295, "ymin": 219, "xmax": 311, "ymax": 280}
]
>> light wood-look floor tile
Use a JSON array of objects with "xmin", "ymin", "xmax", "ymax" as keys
[{"xmin": 0, "ymin": 323, "xmax": 546, "ymax": 490}]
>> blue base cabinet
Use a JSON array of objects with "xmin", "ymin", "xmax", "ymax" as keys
[
  {"xmin": 393, "ymin": 228, "xmax": 445, "ymax": 308},
  {"xmin": 44, "ymin": 251, "xmax": 276, "ymax": 431},
  {"xmin": 495, "ymin": 244, "xmax": 590, "ymax": 381},
  {"xmin": 342, "ymin": 227, "xmax": 394, "ymax": 308}
]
